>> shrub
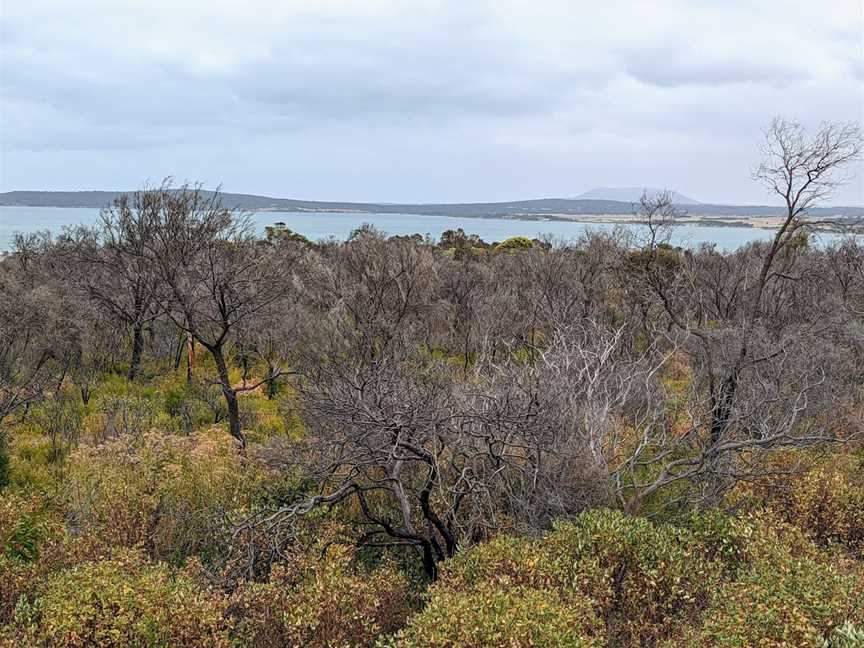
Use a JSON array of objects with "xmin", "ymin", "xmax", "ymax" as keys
[
  {"xmin": 493, "ymin": 236, "xmax": 534, "ymax": 253},
  {"xmin": 819, "ymin": 622, "xmax": 864, "ymax": 648},
  {"xmin": 400, "ymin": 509, "xmax": 720, "ymax": 647},
  {"xmin": 31, "ymin": 394, "xmax": 83, "ymax": 464},
  {"xmin": 667, "ymin": 513, "xmax": 864, "ymax": 647},
  {"xmin": 62, "ymin": 428, "xmax": 274, "ymax": 564},
  {"xmin": 0, "ymin": 493, "xmax": 57, "ymax": 563},
  {"xmin": 230, "ymin": 545, "xmax": 417, "ymax": 648},
  {"xmin": 390, "ymin": 585, "xmax": 603, "ymax": 648},
  {"xmin": 396, "ymin": 508, "xmax": 864, "ymax": 648},
  {"xmin": 85, "ymin": 394, "xmax": 158, "ymax": 443},
  {"xmin": 543, "ymin": 511, "xmax": 719, "ymax": 645},
  {"xmin": 738, "ymin": 451, "xmax": 864, "ymax": 559},
  {"xmin": 0, "ymin": 493, "xmax": 61, "ymax": 622},
  {"xmin": 3, "ymin": 549, "xmax": 231, "ymax": 647}
]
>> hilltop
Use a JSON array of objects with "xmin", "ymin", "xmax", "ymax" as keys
[{"xmin": 574, "ymin": 187, "xmax": 701, "ymax": 204}]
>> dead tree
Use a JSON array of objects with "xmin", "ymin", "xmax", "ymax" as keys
[
  {"xmin": 62, "ymin": 194, "xmax": 164, "ymax": 380},
  {"xmin": 139, "ymin": 181, "xmax": 300, "ymax": 447},
  {"xmin": 627, "ymin": 118, "xmax": 862, "ymax": 507}
]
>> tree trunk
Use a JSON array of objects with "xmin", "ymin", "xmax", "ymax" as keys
[
  {"xmin": 420, "ymin": 541, "xmax": 438, "ymax": 580},
  {"xmin": 211, "ymin": 345, "xmax": 244, "ymax": 448},
  {"xmin": 173, "ymin": 333, "xmax": 186, "ymax": 370},
  {"xmin": 266, "ymin": 370, "xmax": 278, "ymax": 399},
  {"xmin": 186, "ymin": 336, "xmax": 195, "ymax": 384},
  {"xmin": 709, "ymin": 371, "xmax": 739, "ymax": 446},
  {"xmin": 128, "ymin": 323, "xmax": 144, "ymax": 381}
]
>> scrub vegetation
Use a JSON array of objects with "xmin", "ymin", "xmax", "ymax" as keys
[{"xmin": 1, "ymin": 118, "xmax": 863, "ymax": 646}]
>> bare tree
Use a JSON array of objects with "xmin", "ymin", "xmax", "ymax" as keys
[
  {"xmin": 625, "ymin": 118, "xmax": 862, "ymax": 507},
  {"xmin": 63, "ymin": 192, "xmax": 165, "ymax": 380},
  {"xmin": 226, "ymin": 319, "xmax": 659, "ymax": 580},
  {"xmin": 139, "ymin": 182, "xmax": 300, "ymax": 447},
  {"xmin": 0, "ymin": 247, "xmax": 66, "ymax": 426},
  {"xmin": 0, "ymin": 275, "xmax": 55, "ymax": 425}
]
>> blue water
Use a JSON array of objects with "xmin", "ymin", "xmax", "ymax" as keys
[{"xmin": 0, "ymin": 205, "xmax": 830, "ymax": 252}]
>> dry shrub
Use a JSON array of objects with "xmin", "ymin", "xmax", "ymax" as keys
[
  {"xmin": 732, "ymin": 449, "xmax": 864, "ymax": 559},
  {"xmin": 62, "ymin": 428, "xmax": 274, "ymax": 563}
]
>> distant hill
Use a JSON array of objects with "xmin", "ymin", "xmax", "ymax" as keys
[
  {"xmin": 1, "ymin": 190, "xmax": 862, "ymax": 220},
  {"xmin": 575, "ymin": 187, "xmax": 701, "ymax": 205}
]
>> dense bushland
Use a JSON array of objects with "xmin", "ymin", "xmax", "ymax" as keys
[{"xmin": 1, "ymin": 119, "xmax": 863, "ymax": 646}]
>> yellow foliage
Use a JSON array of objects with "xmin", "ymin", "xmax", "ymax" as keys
[{"xmin": 2, "ymin": 549, "xmax": 231, "ymax": 647}]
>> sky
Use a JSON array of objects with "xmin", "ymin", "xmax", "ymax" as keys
[{"xmin": 1, "ymin": 0, "xmax": 862, "ymax": 205}]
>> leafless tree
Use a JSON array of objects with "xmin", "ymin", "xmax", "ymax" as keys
[
  {"xmin": 0, "ymin": 246, "xmax": 66, "ymax": 426},
  {"xmin": 225, "ymin": 318, "xmax": 664, "ymax": 580},
  {"xmin": 62, "ymin": 193, "xmax": 165, "ymax": 380},
  {"xmin": 625, "ymin": 117, "xmax": 863, "ymax": 507},
  {"xmin": 139, "ymin": 181, "xmax": 300, "ymax": 447}
]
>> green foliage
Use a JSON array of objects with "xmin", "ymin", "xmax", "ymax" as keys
[
  {"xmin": 493, "ymin": 236, "xmax": 534, "ymax": 253},
  {"xmin": 390, "ymin": 585, "xmax": 603, "ymax": 648},
  {"xmin": 732, "ymin": 450, "xmax": 864, "ymax": 559},
  {"xmin": 395, "ymin": 509, "xmax": 864, "ymax": 648},
  {"xmin": 31, "ymin": 394, "xmax": 84, "ymax": 464},
  {"xmin": 0, "ymin": 493, "xmax": 59, "ymax": 563},
  {"xmin": 667, "ymin": 512, "xmax": 864, "ymax": 647},
  {"xmin": 397, "ymin": 510, "xmax": 720, "ymax": 647},
  {"xmin": 0, "ymin": 493, "xmax": 62, "ymax": 623},
  {"xmin": 819, "ymin": 622, "xmax": 864, "ymax": 648},
  {"xmin": 2, "ymin": 359, "xmax": 863, "ymax": 647},
  {"xmin": 265, "ymin": 225, "xmax": 311, "ymax": 246},
  {"xmin": 3, "ymin": 549, "xmax": 231, "ymax": 647},
  {"xmin": 239, "ymin": 391, "xmax": 303, "ymax": 441}
]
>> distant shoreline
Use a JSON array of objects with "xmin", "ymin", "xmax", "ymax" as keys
[
  {"xmin": 2, "ymin": 202, "xmax": 862, "ymax": 234},
  {"xmin": 2, "ymin": 190, "xmax": 862, "ymax": 226}
]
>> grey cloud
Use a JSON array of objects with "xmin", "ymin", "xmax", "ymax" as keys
[
  {"xmin": 0, "ymin": 1, "xmax": 861, "ymax": 204},
  {"xmin": 624, "ymin": 45, "xmax": 809, "ymax": 88}
]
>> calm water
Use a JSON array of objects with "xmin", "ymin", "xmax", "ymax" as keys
[{"xmin": 0, "ymin": 205, "xmax": 831, "ymax": 252}]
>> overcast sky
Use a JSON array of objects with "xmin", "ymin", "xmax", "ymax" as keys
[{"xmin": 1, "ymin": 0, "xmax": 862, "ymax": 204}]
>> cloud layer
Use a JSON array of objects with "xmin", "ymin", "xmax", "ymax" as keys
[{"xmin": 1, "ymin": 0, "xmax": 862, "ymax": 204}]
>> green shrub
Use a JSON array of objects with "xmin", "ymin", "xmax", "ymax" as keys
[
  {"xmin": 544, "ymin": 510, "xmax": 719, "ymax": 645},
  {"xmin": 400, "ymin": 510, "xmax": 720, "ymax": 647},
  {"xmin": 85, "ymin": 394, "xmax": 159, "ymax": 442},
  {"xmin": 395, "ymin": 509, "xmax": 864, "ymax": 648},
  {"xmin": 31, "ymin": 394, "xmax": 84, "ymax": 464},
  {"xmin": 0, "ymin": 493, "xmax": 60, "ymax": 622},
  {"xmin": 734, "ymin": 451, "xmax": 864, "ymax": 559},
  {"xmin": 667, "ymin": 513, "xmax": 864, "ymax": 647},
  {"xmin": 494, "ymin": 236, "xmax": 534, "ymax": 253},
  {"xmin": 390, "ymin": 585, "xmax": 603, "ymax": 648},
  {"xmin": 819, "ymin": 622, "xmax": 864, "ymax": 648},
  {"xmin": 4, "ymin": 549, "xmax": 230, "ymax": 647}
]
